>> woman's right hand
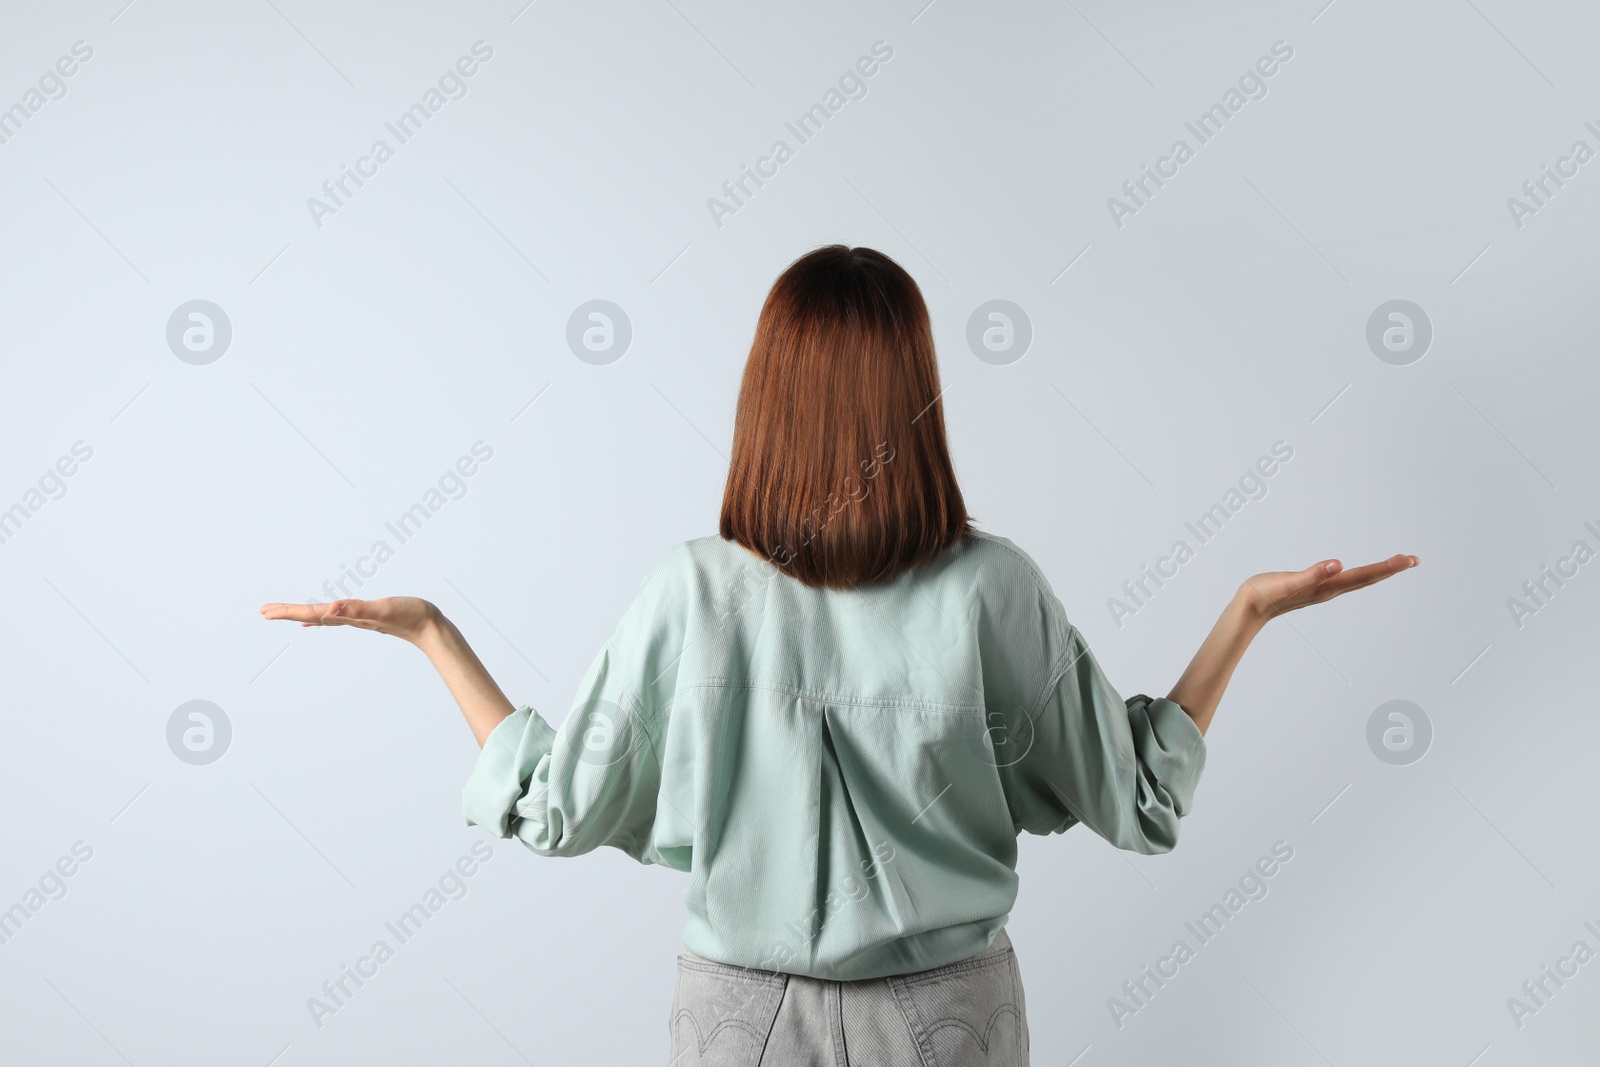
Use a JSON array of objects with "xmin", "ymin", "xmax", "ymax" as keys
[
  {"xmin": 259, "ymin": 596, "xmax": 440, "ymax": 645},
  {"xmin": 260, "ymin": 596, "xmax": 514, "ymax": 745},
  {"xmin": 1238, "ymin": 554, "xmax": 1419, "ymax": 624}
]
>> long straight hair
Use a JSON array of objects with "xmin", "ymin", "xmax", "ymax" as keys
[{"xmin": 719, "ymin": 245, "xmax": 972, "ymax": 589}]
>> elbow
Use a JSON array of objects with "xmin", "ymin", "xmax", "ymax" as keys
[
  {"xmin": 1117, "ymin": 751, "xmax": 1202, "ymax": 854},
  {"xmin": 1110, "ymin": 799, "xmax": 1185, "ymax": 855},
  {"xmin": 509, "ymin": 806, "xmax": 589, "ymax": 858},
  {"xmin": 1124, "ymin": 821, "xmax": 1181, "ymax": 855}
]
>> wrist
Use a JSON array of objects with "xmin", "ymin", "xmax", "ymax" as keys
[
  {"xmin": 410, "ymin": 603, "xmax": 450, "ymax": 649},
  {"xmin": 1228, "ymin": 587, "xmax": 1271, "ymax": 634}
]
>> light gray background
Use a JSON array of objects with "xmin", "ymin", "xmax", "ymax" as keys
[{"xmin": 2, "ymin": 0, "xmax": 1597, "ymax": 1063}]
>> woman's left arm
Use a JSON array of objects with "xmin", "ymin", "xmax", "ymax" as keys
[{"xmin": 259, "ymin": 596, "xmax": 514, "ymax": 746}]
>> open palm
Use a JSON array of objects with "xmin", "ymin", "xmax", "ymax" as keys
[
  {"xmin": 259, "ymin": 596, "xmax": 438, "ymax": 643},
  {"xmin": 1240, "ymin": 554, "xmax": 1419, "ymax": 621}
]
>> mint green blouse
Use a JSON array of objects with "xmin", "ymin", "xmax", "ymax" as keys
[{"xmin": 462, "ymin": 529, "xmax": 1207, "ymax": 980}]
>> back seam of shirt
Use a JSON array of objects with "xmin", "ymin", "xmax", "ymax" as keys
[{"xmin": 669, "ymin": 677, "xmax": 987, "ymax": 715}]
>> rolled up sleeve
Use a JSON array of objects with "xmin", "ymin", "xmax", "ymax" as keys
[
  {"xmin": 462, "ymin": 624, "xmax": 671, "ymax": 862},
  {"xmin": 462, "ymin": 705, "xmax": 555, "ymax": 839},
  {"xmin": 1000, "ymin": 624, "xmax": 1207, "ymax": 853}
]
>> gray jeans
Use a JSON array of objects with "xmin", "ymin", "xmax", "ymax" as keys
[{"xmin": 668, "ymin": 929, "xmax": 1029, "ymax": 1067}]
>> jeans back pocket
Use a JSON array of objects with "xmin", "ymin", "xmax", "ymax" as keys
[
  {"xmin": 887, "ymin": 947, "xmax": 1027, "ymax": 1066},
  {"xmin": 670, "ymin": 955, "xmax": 787, "ymax": 1067}
]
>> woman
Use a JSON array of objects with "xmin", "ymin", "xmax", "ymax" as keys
[{"xmin": 262, "ymin": 245, "xmax": 1417, "ymax": 1066}]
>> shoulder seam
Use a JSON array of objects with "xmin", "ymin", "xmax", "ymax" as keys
[{"xmin": 966, "ymin": 530, "xmax": 1069, "ymax": 648}]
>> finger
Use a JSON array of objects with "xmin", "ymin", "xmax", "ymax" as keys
[
  {"xmin": 1307, "ymin": 558, "xmax": 1343, "ymax": 583},
  {"xmin": 260, "ymin": 601, "xmax": 356, "ymax": 626},
  {"xmin": 1273, "ymin": 559, "xmax": 1344, "ymax": 600},
  {"xmin": 1314, "ymin": 554, "xmax": 1417, "ymax": 598},
  {"xmin": 319, "ymin": 599, "xmax": 376, "ymax": 626},
  {"xmin": 322, "ymin": 600, "xmax": 398, "ymax": 633},
  {"xmin": 1331, "ymin": 567, "xmax": 1412, "ymax": 596},
  {"xmin": 261, "ymin": 602, "xmax": 333, "ymax": 624},
  {"xmin": 1343, "ymin": 553, "xmax": 1416, "ymax": 584}
]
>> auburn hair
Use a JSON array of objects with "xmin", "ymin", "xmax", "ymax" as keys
[{"xmin": 719, "ymin": 245, "xmax": 973, "ymax": 589}]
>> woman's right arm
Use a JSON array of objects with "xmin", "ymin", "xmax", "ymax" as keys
[
  {"xmin": 260, "ymin": 590, "xmax": 674, "ymax": 861},
  {"xmin": 259, "ymin": 597, "xmax": 518, "ymax": 746}
]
